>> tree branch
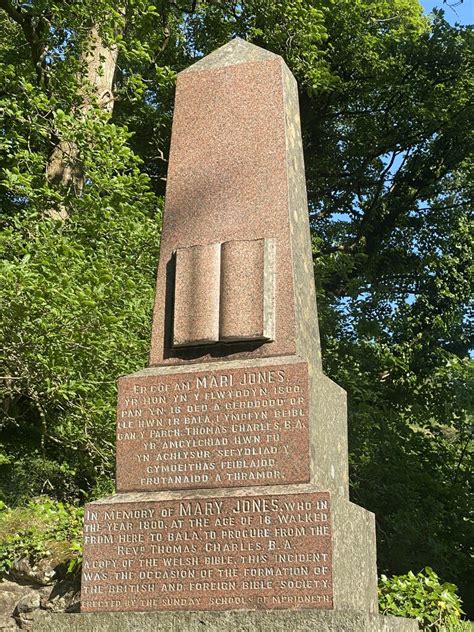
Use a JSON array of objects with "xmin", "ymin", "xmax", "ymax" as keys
[
  {"xmin": 0, "ymin": 0, "xmax": 22, "ymax": 22},
  {"xmin": 169, "ymin": 0, "xmax": 198, "ymax": 14},
  {"xmin": 0, "ymin": 0, "xmax": 49, "ymax": 87}
]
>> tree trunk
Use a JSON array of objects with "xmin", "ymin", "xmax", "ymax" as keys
[
  {"xmin": 0, "ymin": 0, "xmax": 121, "ymax": 218},
  {"xmin": 46, "ymin": 26, "xmax": 119, "ymax": 204}
]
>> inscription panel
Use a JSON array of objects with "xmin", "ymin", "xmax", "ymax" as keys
[
  {"xmin": 81, "ymin": 492, "xmax": 332, "ymax": 612},
  {"xmin": 116, "ymin": 362, "xmax": 310, "ymax": 492}
]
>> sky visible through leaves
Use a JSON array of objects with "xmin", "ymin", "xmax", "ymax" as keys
[{"xmin": 420, "ymin": 0, "xmax": 473, "ymax": 24}]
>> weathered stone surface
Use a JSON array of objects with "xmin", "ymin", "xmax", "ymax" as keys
[
  {"xmin": 0, "ymin": 586, "xmax": 23, "ymax": 631},
  {"xmin": 149, "ymin": 39, "xmax": 321, "ymax": 368},
  {"xmin": 173, "ymin": 243, "xmax": 221, "ymax": 347},
  {"xmin": 116, "ymin": 358, "xmax": 310, "ymax": 492},
  {"xmin": 332, "ymin": 497, "xmax": 378, "ymax": 613},
  {"xmin": 181, "ymin": 37, "xmax": 278, "ymax": 73},
  {"xmin": 0, "ymin": 579, "xmax": 52, "ymax": 631},
  {"xmin": 41, "ymin": 576, "xmax": 81, "ymax": 614},
  {"xmin": 309, "ymin": 373, "xmax": 349, "ymax": 498},
  {"xmin": 115, "ymin": 357, "xmax": 349, "ymax": 497},
  {"xmin": 81, "ymin": 490, "xmax": 332, "ymax": 613},
  {"xmin": 14, "ymin": 592, "xmax": 40, "ymax": 615},
  {"xmin": 0, "ymin": 588, "xmax": 24, "ymax": 617},
  {"xmin": 9, "ymin": 558, "xmax": 55, "ymax": 587},
  {"xmin": 80, "ymin": 486, "xmax": 379, "ymax": 615},
  {"xmin": 13, "ymin": 592, "xmax": 41, "ymax": 629},
  {"xmin": 220, "ymin": 238, "xmax": 275, "ymax": 342},
  {"xmin": 33, "ymin": 609, "xmax": 419, "ymax": 631},
  {"xmin": 0, "ymin": 575, "xmax": 80, "ymax": 631},
  {"xmin": 78, "ymin": 37, "xmax": 407, "ymax": 628}
]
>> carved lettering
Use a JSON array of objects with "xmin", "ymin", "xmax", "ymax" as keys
[
  {"xmin": 82, "ymin": 493, "xmax": 332, "ymax": 613},
  {"xmin": 116, "ymin": 362, "xmax": 310, "ymax": 491}
]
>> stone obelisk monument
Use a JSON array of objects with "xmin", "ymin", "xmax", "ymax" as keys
[{"xmin": 35, "ymin": 39, "xmax": 416, "ymax": 631}]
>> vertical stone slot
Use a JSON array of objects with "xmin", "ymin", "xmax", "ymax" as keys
[
  {"xmin": 173, "ymin": 243, "xmax": 221, "ymax": 346},
  {"xmin": 220, "ymin": 238, "xmax": 275, "ymax": 341}
]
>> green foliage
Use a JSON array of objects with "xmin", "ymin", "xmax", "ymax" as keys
[
  {"xmin": 379, "ymin": 568, "xmax": 471, "ymax": 630},
  {"xmin": 0, "ymin": 3, "xmax": 162, "ymax": 499},
  {"xmin": 0, "ymin": 194, "xmax": 161, "ymax": 499},
  {"xmin": 0, "ymin": 0, "xmax": 472, "ymax": 616},
  {"xmin": 0, "ymin": 497, "xmax": 83, "ymax": 574}
]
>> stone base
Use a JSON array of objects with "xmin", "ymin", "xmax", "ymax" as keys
[
  {"xmin": 33, "ymin": 609, "xmax": 418, "ymax": 631},
  {"xmin": 80, "ymin": 486, "xmax": 378, "ymax": 614}
]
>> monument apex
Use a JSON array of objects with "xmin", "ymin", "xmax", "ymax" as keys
[
  {"xmin": 149, "ymin": 36, "xmax": 322, "ymax": 369},
  {"xmin": 181, "ymin": 37, "xmax": 280, "ymax": 72}
]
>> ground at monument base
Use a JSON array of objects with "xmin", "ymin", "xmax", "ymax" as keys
[{"xmin": 33, "ymin": 609, "xmax": 418, "ymax": 631}]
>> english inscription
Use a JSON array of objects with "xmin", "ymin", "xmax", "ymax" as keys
[
  {"xmin": 116, "ymin": 362, "xmax": 310, "ymax": 492},
  {"xmin": 81, "ymin": 492, "xmax": 333, "ymax": 612}
]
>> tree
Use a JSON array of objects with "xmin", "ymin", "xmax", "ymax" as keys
[
  {"xmin": 0, "ymin": 0, "xmax": 164, "ymax": 499},
  {"xmin": 0, "ymin": 0, "xmax": 472, "ymax": 614}
]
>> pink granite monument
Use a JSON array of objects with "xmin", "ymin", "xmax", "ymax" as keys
[{"xmin": 60, "ymin": 39, "xmax": 417, "ymax": 632}]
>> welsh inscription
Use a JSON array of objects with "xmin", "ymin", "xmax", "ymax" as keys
[
  {"xmin": 81, "ymin": 492, "xmax": 332, "ymax": 612},
  {"xmin": 116, "ymin": 362, "xmax": 310, "ymax": 491}
]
